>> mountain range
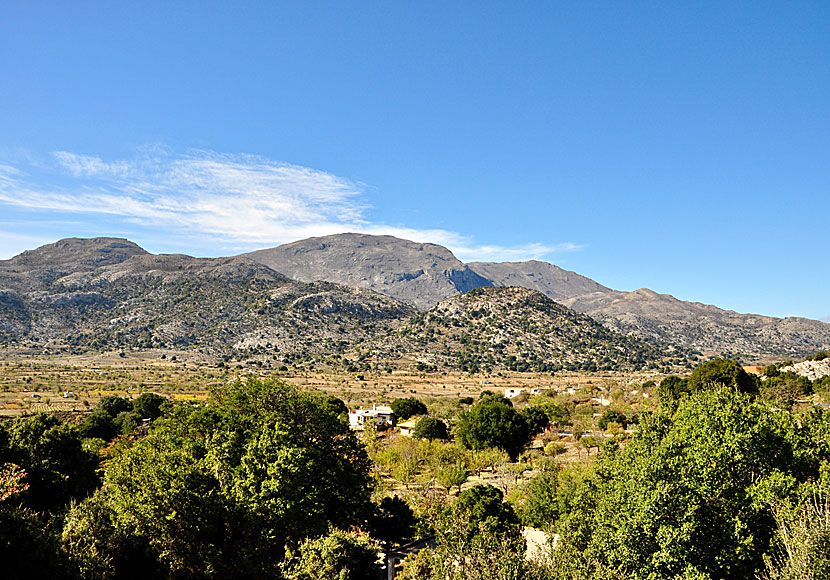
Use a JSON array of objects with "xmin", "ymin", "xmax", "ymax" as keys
[
  {"xmin": 245, "ymin": 233, "xmax": 830, "ymax": 358},
  {"xmin": 1, "ymin": 234, "xmax": 828, "ymax": 368}
]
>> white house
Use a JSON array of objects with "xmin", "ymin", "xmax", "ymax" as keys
[
  {"xmin": 504, "ymin": 388, "xmax": 525, "ymax": 398},
  {"xmin": 349, "ymin": 405, "xmax": 395, "ymax": 429}
]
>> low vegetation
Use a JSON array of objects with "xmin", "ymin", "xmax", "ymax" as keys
[{"xmin": 2, "ymin": 350, "xmax": 830, "ymax": 579}]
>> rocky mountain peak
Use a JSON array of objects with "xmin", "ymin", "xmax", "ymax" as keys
[
  {"xmin": 244, "ymin": 233, "xmax": 492, "ymax": 309},
  {"xmin": 6, "ymin": 237, "xmax": 148, "ymax": 270}
]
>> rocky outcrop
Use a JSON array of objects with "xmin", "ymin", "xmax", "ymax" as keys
[{"xmin": 779, "ymin": 359, "xmax": 830, "ymax": 381}]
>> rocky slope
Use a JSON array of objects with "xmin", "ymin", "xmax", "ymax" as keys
[
  {"xmin": 778, "ymin": 358, "xmax": 830, "ymax": 381},
  {"xmin": 245, "ymin": 234, "xmax": 830, "ymax": 357},
  {"xmin": 5, "ymin": 235, "xmax": 829, "ymax": 361},
  {"xmin": 0, "ymin": 238, "xmax": 415, "ymax": 356},
  {"xmin": 561, "ymin": 288, "xmax": 830, "ymax": 358},
  {"xmin": 354, "ymin": 286, "xmax": 688, "ymax": 373},
  {"xmin": 468, "ymin": 259, "xmax": 610, "ymax": 303},
  {"xmin": 244, "ymin": 233, "xmax": 492, "ymax": 310}
]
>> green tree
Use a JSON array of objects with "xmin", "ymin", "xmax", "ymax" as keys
[
  {"xmin": 455, "ymin": 399, "xmax": 531, "ymax": 461},
  {"xmin": 520, "ymin": 406, "xmax": 550, "ymax": 435},
  {"xmin": 0, "ymin": 506, "xmax": 74, "ymax": 580},
  {"xmin": 760, "ymin": 372, "xmax": 812, "ymax": 409},
  {"xmin": 96, "ymin": 395, "xmax": 133, "ymax": 418},
  {"xmin": 78, "ymin": 408, "xmax": 118, "ymax": 441},
  {"xmin": 687, "ymin": 358, "xmax": 760, "ymax": 394},
  {"xmin": 368, "ymin": 495, "xmax": 416, "ymax": 546},
  {"xmin": 289, "ymin": 529, "xmax": 380, "ymax": 580},
  {"xmin": 418, "ymin": 485, "xmax": 526, "ymax": 580},
  {"xmin": 131, "ymin": 392, "xmax": 168, "ymax": 420},
  {"xmin": 391, "ymin": 397, "xmax": 428, "ymax": 420},
  {"xmin": 657, "ymin": 375, "xmax": 690, "ymax": 409},
  {"xmin": 64, "ymin": 378, "xmax": 376, "ymax": 579},
  {"xmin": 552, "ymin": 388, "xmax": 822, "ymax": 580},
  {"xmin": 435, "ymin": 462, "xmax": 467, "ymax": 495},
  {"xmin": 763, "ymin": 489, "xmax": 830, "ymax": 580},
  {"xmin": 1, "ymin": 413, "xmax": 98, "ymax": 512},
  {"xmin": 412, "ymin": 417, "xmax": 449, "ymax": 440},
  {"xmin": 598, "ymin": 409, "xmax": 626, "ymax": 431},
  {"xmin": 519, "ymin": 471, "xmax": 559, "ymax": 529},
  {"xmin": 442, "ymin": 485, "xmax": 521, "ymax": 543}
]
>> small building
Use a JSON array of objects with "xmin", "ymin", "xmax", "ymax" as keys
[
  {"xmin": 348, "ymin": 405, "xmax": 395, "ymax": 429},
  {"xmin": 530, "ymin": 388, "xmax": 548, "ymax": 396},
  {"xmin": 505, "ymin": 388, "xmax": 525, "ymax": 398},
  {"xmin": 397, "ymin": 419, "xmax": 418, "ymax": 437}
]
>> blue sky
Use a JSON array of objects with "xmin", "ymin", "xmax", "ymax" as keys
[{"xmin": 0, "ymin": 2, "xmax": 828, "ymax": 320}]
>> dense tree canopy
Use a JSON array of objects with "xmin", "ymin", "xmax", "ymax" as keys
[
  {"xmin": 391, "ymin": 397, "xmax": 428, "ymax": 420},
  {"xmin": 550, "ymin": 387, "xmax": 829, "ymax": 580},
  {"xmin": 0, "ymin": 414, "xmax": 98, "ymax": 512},
  {"xmin": 412, "ymin": 417, "xmax": 449, "ymax": 440},
  {"xmin": 63, "ymin": 378, "xmax": 375, "ymax": 579},
  {"xmin": 455, "ymin": 397, "xmax": 531, "ymax": 461},
  {"xmin": 687, "ymin": 357, "xmax": 760, "ymax": 394}
]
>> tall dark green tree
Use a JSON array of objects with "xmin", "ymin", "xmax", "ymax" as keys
[{"xmin": 391, "ymin": 397, "xmax": 428, "ymax": 420}]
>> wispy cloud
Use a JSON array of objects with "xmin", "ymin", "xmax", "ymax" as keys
[{"xmin": 0, "ymin": 148, "xmax": 582, "ymax": 262}]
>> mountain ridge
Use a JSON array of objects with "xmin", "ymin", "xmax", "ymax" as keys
[
  {"xmin": 241, "ymin": 233, "xmax": 830, "ymax": 357},
  {"xmin": 4, "ymin": 235, "xmax": 829, "ymax": 359}
]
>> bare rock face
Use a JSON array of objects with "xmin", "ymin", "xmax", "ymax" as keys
[
  {"xmin": 779, "ymin": 359, "xmax": 830, "ymax": 381},
  {"xmin": 244, "ymin": 233, "xmax": 492, "ymax": 310}
]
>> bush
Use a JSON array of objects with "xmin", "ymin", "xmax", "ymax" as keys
[{"xmin": 289, "ymin": 529, "xmax": 380, "ymax": 580}]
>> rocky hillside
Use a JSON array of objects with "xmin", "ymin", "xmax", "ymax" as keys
[
  {"xmin": 468, "ymin": 259, "xmax": 610, "ymax": 303},
  {"xmin": 354, "ymin": 286, "xmax": 689, "ymax": 373},
  {"xmin": 5, "ymin": 235, "xmax": 828, "ymax": 361},
  {"xmin": 245, "ymin": 234, "xmax": 830, "ymax": 358},
  {"xmin": 244, "ymin": 233, "xmax": 492, "ymax": 309},
  {"xmin": 562, "ymin": 288, "xmax": 830, "ymax": 358},
  {"xmin": 0, "ymin": 238, "xmax": 415, "ymax": 356}
]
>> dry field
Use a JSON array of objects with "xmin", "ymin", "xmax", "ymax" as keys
[{"xmin": 0, "ymin": 347, "xmax": 664, "ymax": 418}]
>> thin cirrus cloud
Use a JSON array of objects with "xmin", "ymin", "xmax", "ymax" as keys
[{"xmin": 0, "ymin": 148, "xmax": 581, "ymax": 262}]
